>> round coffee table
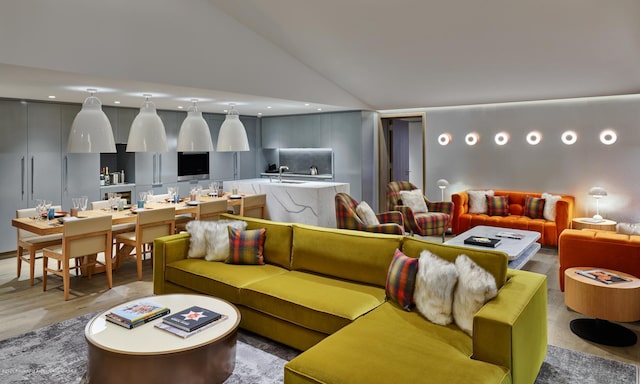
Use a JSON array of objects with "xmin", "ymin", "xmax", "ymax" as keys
[
  {"xmin": 85, "ymin": 294, "xmax": 241, "ymax": 384},
  {"xmin": 564, "ymin": 267, "xmax": 640, "ymax": 347}
]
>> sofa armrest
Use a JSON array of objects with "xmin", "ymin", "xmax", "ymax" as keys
[
  {"xmin": 153, "ymin": 233, "xmax": 190, "ymax": 294},
  {"xmin": 554, "ymin": 197, "xmax": 573, "ymax": 235},
  {"xmin": 472, "ymin": 269, "xmax": 547, "ymax": 384},
  {"xmin": 451, "ymin": 192, "xmax": 469, "ymax": 234},
  {"xmin": 426, "ymin": 200, "xmax": 454, "ymax": 216}
]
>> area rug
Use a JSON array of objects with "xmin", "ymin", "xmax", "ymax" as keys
[{"xmin": 0, "ymin": 312, "xmax": 636, "ymax": 384}]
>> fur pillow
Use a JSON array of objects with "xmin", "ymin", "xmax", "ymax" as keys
[
  {"xmin": 541, "ymin": 192, "xmax": 561, "ymax": 221},
  {"xmin": 204, "ymin": 220, "xmax": 248, "ymax": 261},
  {"xmin": 186, "ymin": 220, "xmax": 210, "ymax": 258},
  {"xmin": 355, "ymin": 201, "xmax": 380, "ymax": 225},
  {"xmin": 617, "ymin": 222, "xmax": 640, "ymax": 235},
  {"xmin": 468, "ymin": 190, "xmax": 494, "ymax": 214},
  {"xmin": 452, "ymin": 254, "xmax": 498, "ymax": 336},
  {"xmin": 413, "ymin": 250, "xmax": 459, "ymax": 325},
  {"xmin": 399, "ymin": 190, "xmax": 428, "ymax": 213}
]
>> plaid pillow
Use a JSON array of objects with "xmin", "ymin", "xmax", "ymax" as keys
[
  {"xmin": 523, "ymin": 196, "xmax": 545, "ymax": 219},
  {"xmin": 486, "ymin": 195, "xmax": 509, "ymax": 216},
  {"xmin": 385, "ymin": 249, "xmax": 419, "ymax": 311},
  {"xmin": 226, "ymin": 227, "xmax": 266, "ymax": 265}
]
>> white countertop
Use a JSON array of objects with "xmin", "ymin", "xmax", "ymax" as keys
[{"xmin": 233, "ymin": 178, "xmax": 347, "ymax": 189}]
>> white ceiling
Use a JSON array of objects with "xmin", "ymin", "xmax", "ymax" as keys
[{"xmin": 0, "ymin": 0, "xmax": 638, "ymax": 115}]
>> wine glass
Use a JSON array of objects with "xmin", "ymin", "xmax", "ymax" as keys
[
  {"xmin": 167, "ymin": 187, "xmax": 175, "ymax": 203},
  {"xmin": 35, "ymin": 199, "xmax": 45, "ymax": 220},
  {"xmin": 43, "ymin": 200, "xmax": 52, "ymax": 220},
  {"xmin": 80, "ymin": 196, "xmax": 88, "ymax": 211},
  {"xmin": 147, "ymin": 190, "xmax": 154, "ymax": 203},
  {"xmin": 72, "ymin": 197, "xmax": 81, "ymax": 210}
]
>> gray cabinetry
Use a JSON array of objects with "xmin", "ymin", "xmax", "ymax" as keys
[
  {"xmin": 134, "ymin": 110, "xmax": 182, "ymax": 187},
  {"xmin": 27, "ymin": 102, "xmax": 62, "ymax": 206},
  {"xmin": 0, "ymin": 100, "xmax": 28, "ymax": 252},
  {"xmin": 103, "ymin": 106, "xmax": 136, "ymax": 145},
  {"xmin": 260, "ymin": 117, "xmax": 281, "ymax": 149},
  {"xmin": 61, "ymin": 105, "xmax": 100, "ymax": 209}
]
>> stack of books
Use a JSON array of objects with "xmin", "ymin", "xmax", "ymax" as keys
[
  {"xmin": 105, "ymin": 301, "xmax": 170, "ymax": 329},
  {"xmin": 155, "ymin": 306, "xmax": 225, "ymax": 338}
]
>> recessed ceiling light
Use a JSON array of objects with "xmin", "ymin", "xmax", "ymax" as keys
[
  {"xmin": 177, "ymin": 106, "xmax": 184, "ymax": 109},
  {"xmin": 48, "ymin": 95, "xmax": 56, "ymax": 99},
  {"xmin": 267, "ymin": 106, "xmax": 272, "ymax": 109},
  {"xmin": 257, "ymin": 112, "xmax": 263, "ymax": 116},
  {"xmin": 114, "ymin": 101, "xmax": 121, "ymax": 104},
  {"xmin": 304, "ymin": 103, "xmax": 310, "ymax": 106},
  {"xmin": 223, "ymin": 109, "xmax": 228, "ymax": 113},
  {"xmin": 317, "ymin": 108, "xmax": 322, "ymax": 111}
]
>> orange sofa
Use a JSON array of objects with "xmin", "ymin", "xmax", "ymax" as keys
[
  {"xmin": 558, "ymin": 229, "xmax": 640, "ymax": 291},
  {"xmin": 451, "ymin": 190, "xmax": 574, "ymax": 247}
]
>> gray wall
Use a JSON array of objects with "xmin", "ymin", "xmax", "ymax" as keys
[{"xmin": 420, "ymin": 95, "xmax": 640, "ymax": 222}]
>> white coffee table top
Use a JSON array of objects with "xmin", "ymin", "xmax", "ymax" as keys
[
  {"xmin": 85, "ymin": 294, "xmax": 240, "ymax": 355},
  {"xmin": 445, "ymin": 225, "xmax": 541, "ymax": 260}
]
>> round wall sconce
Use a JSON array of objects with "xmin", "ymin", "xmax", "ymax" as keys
[
  {"xmin": 526, "ymin": 131, "xmax": 542, "ymax": 145},
  {"xmin": 438, "ymin": 133, "xmax": 452, "ymax": 146},
  {"xmin": 599, "ymin": 129, "xmax": 617, "ymax": 145},
  {"xmin": 561, "ymin": 130, "xmax": 577, "ymax": 145},
  {"xmin": 494, "ymin": 132, "xmax": 509, "ymax": 146},
  {"xmin": 465, "ymin": 132, "xmax": 479, "ymax": 146}
]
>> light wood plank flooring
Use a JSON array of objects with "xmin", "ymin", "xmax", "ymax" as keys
[{"xmin": 0, "ymin": 245, "xmax": 638, "ymax": 367}]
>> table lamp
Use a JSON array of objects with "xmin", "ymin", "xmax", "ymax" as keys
[
  {"xmin": 437, "ymin": 179, "xmax": 449, "ymax": 201},
  {"xmin": 588, "ymin": 187, "xmax": 607, "ymax": 222}
]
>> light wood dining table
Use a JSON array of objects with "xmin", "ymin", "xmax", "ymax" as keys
[{"xmin": 11, "ymin": 194, "xmax": 245, "ymax": 275}]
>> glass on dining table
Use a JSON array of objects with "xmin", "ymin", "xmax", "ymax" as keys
[
  {"xmin": 43, "ymin": 200, "xmax": 52, "ymax": 220},
  {"xmin": 80, "ymin": 196, "xmax": 88, "ymax": 211},
  {"xmin": 35, "ymin": 199, "xmax": 45, "ymax": 220},
  {"xmin": 138, "ymin": 192, "xmax": 148, "ymax": 208}
]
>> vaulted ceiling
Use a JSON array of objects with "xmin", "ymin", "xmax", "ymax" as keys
[{"xmin": 0, "ymin": 0, "xmax": 638, "ymax": 115}]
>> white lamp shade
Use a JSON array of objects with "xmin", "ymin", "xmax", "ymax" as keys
[
  {"xmin": 437, "ymin": 179, "xmax": 449, "ymax": 189},
  {"xmin": 67, "ymin": 95, "xmax": 116, "ymax": 153},
  {"xmin": 126, "ymin": 99, "xmax": 168, "ymax": 152},
  {"xmin": 588, "ymin": 187, "xmax": 607, "ymax": 198},
  {"xmin": 216, "ymin": 111, "xmax": 249, "ymax": 152},
  {"xmin": 177, "ymin": 109, "xmax": 213, "ymax": 152}
]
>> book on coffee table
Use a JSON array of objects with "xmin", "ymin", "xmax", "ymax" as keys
[
  {"xmin": 107, "ymin": 300, "xmax": 170, "ymax": 328},
  {"xmin": 495, "ymin": 231, "xmax": 525, "ymax": 240},
  {"xmin": 155, "ymin": 315, "xmax": 228, "ymax": 338},
  {"xmin": 576, "ymin": 269, "xmax": 631, "ymax": 285},
  {"xmin": 162, "ymin": 306, "xmax": 223, "ymax": 332},
  {"xmin": 464, "ymin": 236, "xmax": 502, "ymax": 248}
]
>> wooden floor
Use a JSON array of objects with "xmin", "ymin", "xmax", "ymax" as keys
[{"xmin": 0, "ymin": 245, "xmax": 638, "ymax": 367}]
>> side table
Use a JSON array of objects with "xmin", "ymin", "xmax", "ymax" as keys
[
  {"xmin": 571, "ymin": 218, "xmax": 617, "ymax": 231},
  {"xmin": 564, "ymin": 267, "xmax": 640, "ymax": 347}
]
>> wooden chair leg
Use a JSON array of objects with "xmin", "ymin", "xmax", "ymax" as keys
[
  {"xmin": 63, "ymin": 258, "xmax": 70, "ymax": 301},
  {"xmin": 29, "ymin": 249, "xmax": 37, "ymax": 286},
  {"xmin": 42, "ymin": 256, "xmax": 48, "ymax": 292},
  {"xmin": 136, "ymin": 245, "xmax": 143, "ymax": 281},
  {"xmin": 105, "ymin": 251, "xmax": 113, "ymax": 289},
  {"xmin": 16, "ymin": 246, "xmax": 22, "ymax": 278}
]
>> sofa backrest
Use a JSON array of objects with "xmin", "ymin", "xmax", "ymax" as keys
[
  {"xmin": 291, "ymin": 224, "xmax": 403, "ymax": 287},
  {"xmin": 401, "ymin": 237, "xmax": 508, "ymax": 288},
  {"xmin": 221, "ymin": 214, "xmax": 293, "ymax": 269}
]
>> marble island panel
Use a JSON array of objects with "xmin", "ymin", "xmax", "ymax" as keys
[{"xmin": 223, "ymin": 178, "xmax": 349, "ymax": 227}]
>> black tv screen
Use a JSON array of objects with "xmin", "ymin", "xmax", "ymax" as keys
[{"xmin": 177, "ymin": 152, "xmax": 210, "ymax": 181}]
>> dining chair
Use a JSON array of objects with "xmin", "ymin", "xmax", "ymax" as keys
[
  {"xmin": 42, "ymin": 215, "xmax": 113, "ymax": 300},
  {"xmin": 16, "ymin": 206, "xmax": 63, "ymax": 286},
  {"xmin": 90, "ymin": 199, "xmax": 136, "ymax": 236},
  {"xmin": 175, "ymin": 200, "xmax": 228, "ymax": 232},
  {"xmin": 239, "ymin": 194, "xmax": 267, "ymax": 219},
  {"xmin": 115, "ymin": 207, "xmax": 176, "ymax": 280}
]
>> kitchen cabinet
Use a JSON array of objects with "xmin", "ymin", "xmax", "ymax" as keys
[
  {"xmin": 261, "ymin": 114, "xmax": 332, "ymax": 149},
  {"xmin": 332, "ymin": 112, "xmax": 363, "ymax": 199},
  {"xmin": 0, "ymin": 100, "xmax": 28, "ymax": 252},
  {"xmin": 61, "ymin": 104, "xmax": 100, "ymax": 209},
  {"xmin": 27, "ymin": 102, "xmax": 62, "ymax": 206},
  {"xmin": 260, "ymin": 117, "xmax": 282, "ymax": 149},
  {"xmin": 103, "ymin": 106, "xmax": 136, "ymax": 145},
  {"xmin": 134, "ymin": 110, "xmax": 182, "ymax": 186}
]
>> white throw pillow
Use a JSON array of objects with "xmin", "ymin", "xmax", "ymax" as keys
[
  {"xmin": 616, "ymin": 222, "xmax": 640, "ymax": 235},
  {"xmin": 399, "ymin": 190, "xmax": 428, "ymax": 213},
  {"xmin": 355, "ymin": 201, "xmax": 380, "ymax": 225},
  {"xmin": 541, "ymin": 192, "xmax": 561, "ymax": 221},
  {"xmin": 186, "ymin": 220, "xmax": 209, "ymax": 258},
  {"xmin": 452, "ymin": 254, "xmax": 498, "ymax": 336},
  {"xmin": 204, "ymin": 220, "xmax": 248, "ymax": 261},
  {"xmin": 468, "ymin": 190, "xmax": 494, "ymax": 214},
  {"xmin": 414, "ymin": 250, "xmax": 459, "ymax": 325}
]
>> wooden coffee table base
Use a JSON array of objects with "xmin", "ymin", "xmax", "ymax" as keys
[{"xmin": 569, "ymin": 318, "xmax": 637, "ymax": 347}]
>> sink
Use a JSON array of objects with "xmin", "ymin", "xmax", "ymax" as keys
[{"xmin": 271, "ymin": 179, "xmax": 307, "ymax": 184}]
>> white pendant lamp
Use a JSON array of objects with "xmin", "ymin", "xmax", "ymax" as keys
[
  {"xmin": 67, "ymin": 89, "xmax": 116, "ymax": 153},
  {"xmin": 177, "ymin": 99, "xmax": 213, "ymax": 152},
  {"xmin": 126, "ymin": 94, "xmax": 168, "ymax": 152},
  {"xmin": 216, "ymin": 104, "xmax": 249, "ymax": 152}
]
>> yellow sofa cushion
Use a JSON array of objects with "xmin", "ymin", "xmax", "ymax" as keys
[
  {"xmin": 285, "ymin": 302, "xmax": 510, "ymax": 384},
  {"xmin": 165, "ymin": 259, "xmax": 287, "ymax": 303},
  {"xmin": 241, "ymin": 271, "xmax": 386, "ymax": 335},
  {"xmin": 291, "ymin": 224, "xmax": 403, "ymax": 287}
]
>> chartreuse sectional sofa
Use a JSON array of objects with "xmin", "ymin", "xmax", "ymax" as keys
[{"xmin": 153, "ymin": 214, "xmax": 547, "ymax": 384}]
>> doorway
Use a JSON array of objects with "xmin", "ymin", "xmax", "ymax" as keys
[{"xmin": 378, "ymin": 113, "xmax": 426, "ymax": 211}]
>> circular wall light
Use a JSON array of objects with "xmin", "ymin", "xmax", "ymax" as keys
[
  {"xmin": 438, "ymin": 133, "xmax": 452, "ymax": 146},
  {"xmin": 494, "ymin": 132, "xmax": 509, "ymax": 146},
  {"xmin": 526, "ymin": 131, "xmax": 542, "ymax": 145},
  {"xmin": 561, "ymin": 130, "xmax": 577, "ymax": 145},
  {"xmin": 465, "ymin": 132, "xmax": 479, "ymax": 146},
  {"xmin": 599, "ymin": 129, "xmax": 617, "ymax": 145}
]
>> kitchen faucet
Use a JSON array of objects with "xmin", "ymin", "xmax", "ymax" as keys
[{"xmin": 279, "ymin": 165, "xmax": 289, "ymax": 182}]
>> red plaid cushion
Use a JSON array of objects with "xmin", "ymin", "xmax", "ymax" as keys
[
  {"xmin": 523, "ymin": 196, "xmax": 545, "ymax": 219},
  {"xmin": 385, "ymin": 249, "xmax": 419, "ymax": 311},
  {"xmin": 487, "ymin": 195, "xmax": 509, "ymax": 216},
  {"xmin": 226, "ymin": 227, "xmax": 266, "ymax": 265}
]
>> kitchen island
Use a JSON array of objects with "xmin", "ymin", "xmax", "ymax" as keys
[{"xmin": 223, "ymin": 178, "xmax": 349, "ymax": 228}]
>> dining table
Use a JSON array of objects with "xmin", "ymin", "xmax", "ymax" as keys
[{"xmin": 11, "ymin": 194, "xmax": 245, "ymax": 275}]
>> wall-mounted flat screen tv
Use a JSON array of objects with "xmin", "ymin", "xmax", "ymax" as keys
[{"xmin": 177, "ymin": 152, "xmax": 209, "ymax": 181}]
